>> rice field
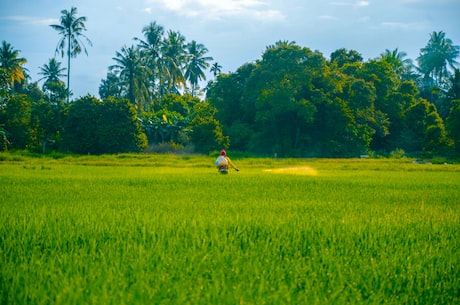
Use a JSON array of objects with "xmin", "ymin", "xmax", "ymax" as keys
[{"xmin": 1, "ymin": 153, "xmax": 459, "ymax": 304}]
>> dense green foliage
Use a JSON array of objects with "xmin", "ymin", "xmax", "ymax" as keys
[
  {"xmin": 1, "ymin": 154, "xmax": 459, "ymax": 304},
  {"xmin": 206, "ymin": 42, "xmax": 457, "ymax": 157},
  {"xmin": 1, "ymin": 7, "xmax": 459, "ymax": 157},
  {"xmin": 446, "ymin": 99, "xmax": 460, "ymax": 154},
  {"xmin": 61, "ymin": 96, "xmax": 147, "ymax": 154}
]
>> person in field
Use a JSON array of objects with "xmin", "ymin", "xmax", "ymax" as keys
[{"xmin": 215, "ymin": 149, "xmax": 239, "ymax": 174}]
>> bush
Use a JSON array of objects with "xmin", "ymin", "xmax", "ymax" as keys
[
  {"xmin": 389, "ymin": 148, "xmax": 405, "ymax": 159},
  {"xmin": 62, "ymin": 96, "xmax": 147, "ymax": 154}
]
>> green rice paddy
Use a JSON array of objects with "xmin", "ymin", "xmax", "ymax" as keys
[{"xmin": 1, "ymin": 153, "xmax": 459, "ymax": 304}]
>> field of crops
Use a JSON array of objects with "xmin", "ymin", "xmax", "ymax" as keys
[{"xmin": 1, "ymin": 153, "xmax": 459, "ymax": 304}]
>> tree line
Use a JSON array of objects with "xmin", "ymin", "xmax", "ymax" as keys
[
  {"xmin": 1, "ymin": 7, "xmax": 459, "ymax": 158},
  {"xmin": 207, "ymin": 39, "xmax": 460, "ymax": 158},
  {"xmin": 0, "ymin": 7, "xmax": 226, "ymax": 154}
]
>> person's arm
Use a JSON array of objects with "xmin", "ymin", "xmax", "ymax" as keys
[{"xmin": 226, "ymin": 157, "xmax": 239, "ymax": 171}]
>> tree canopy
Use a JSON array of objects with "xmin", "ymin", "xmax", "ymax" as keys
[
  {"xmin": 1, "ymin": 12, "xmax": 459, "ymax": 158},
  {"xmin": 207, "ymin": 39, "xmax": 459, "ymax": 157}
]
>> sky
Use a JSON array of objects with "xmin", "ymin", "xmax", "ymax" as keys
[{"xmin": 1, "ymin": 0, "xmax": 459, "ymax": 99}]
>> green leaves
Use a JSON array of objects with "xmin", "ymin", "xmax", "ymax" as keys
[
  {"xmin": 0, "ymin": 41, "xmax": 27, "ymax": 88},
  {"xmin": 417, "ymin": 31, "xmax": 460, "ymax": 86},
  {"xmin": 207, "ymin": 40, "xmax": 458, "ymax": 158},
  {"xmin": 62, "ymin": 95, "xmax": 147, "ymax": 154}
]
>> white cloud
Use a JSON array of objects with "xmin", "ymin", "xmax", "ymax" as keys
[
  {"xmin": 355, "ymin": 0, "xmax": 370, "ymax": 7},
  {"xmin": 380, "ymin": 21, "xmax": 428, "ymax": 30},
  {"xmin": 142, "ymin": 7, "xmax": 153, "ymax": 14},
  {"xmin": 143, "ymin": 0, "xmax": 285, "ymax": 21},
  {"xmin": 254, "ymin": 9, "xmax": 285, "ymax": 21},
  {"xmin": 3, "ymin": 15, "xmax": 58, "ymax": 26},
  {"xmin": 329, "ymin": 0, "xmax": 370, "ymax": 7},
  {"xmin": 329, "ymin": 1, "xmax": 349, "ymax": 6}
]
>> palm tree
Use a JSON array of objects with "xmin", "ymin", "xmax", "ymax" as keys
[
  {"xmin": 380, "ymin": 48, "xmax": 414, "ymax": 80},
  {"xmin": 38, "ymin": 58, "xmax": 66, "ymax": 86},
  {"xmin": 109, "ymin": 45, "xmax": 150, "ymax": 110},
  {"xmin": 210, "ymin": 62, "xmax": 222, "ymax": 78},
  {"xmin": 417, "ymin": 31, "xmax": 460, "ymax": 86},
  {"xmin": 0, "ymin": 41, "xmax": 27, "ymax": 89},
  {"xmin": 161, "ymin": 30, "xmax": 186, "ymax": 94},
  {"xmin": 38, "ymin": 58, "xmax": 67, "ymax": 103},
  {"xmin": 135, "ymin": 21, "xmax": 165, "ymax": 99},
  {"xmin": 185, "ymin": 40, "xmax": 213, "ymax": 97},
  {"xmin": 135, "ymin": 22, "xmax": 164, "ymax": 60},
  {"xmin": 266, "ymin": 40, "xmax": 297, "ymax": 50},
  {"xmin": 50, "ymin": 7, "xmax": 92, "ymax": 103},
  {"xmin": 99, "ymin": 72, "xmax": 123, "ymax": 99}
]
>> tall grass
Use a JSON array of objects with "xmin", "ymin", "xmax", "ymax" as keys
[{"xmin": 1, "ymin": 154, "xmax": 459, "ymax": 304}]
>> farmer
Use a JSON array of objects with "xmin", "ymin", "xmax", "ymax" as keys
[{"xmin": 215, "ymin": 149, "xmax": 239, "ymax": 174}]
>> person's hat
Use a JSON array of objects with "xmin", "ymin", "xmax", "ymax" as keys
[{"xmin": 220, "ymin": 149, "xmax": 226, "ymax": 156}]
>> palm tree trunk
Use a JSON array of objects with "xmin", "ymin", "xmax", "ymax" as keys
[{"xmin": 67, "ymin": 33, "xmax": 71, "ymax": 103}]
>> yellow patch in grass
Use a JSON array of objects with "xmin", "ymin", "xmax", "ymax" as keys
[{"xmin": 264, "ymin": 167, "xmax": 318, "ymax": 176}]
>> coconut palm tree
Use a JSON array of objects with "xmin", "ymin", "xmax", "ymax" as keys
[
  {"xmin": 109, "ymin": 45, "xmax": 150, "ymax": 110},
  {"xmin": 266, "ymin": 40, "xmax": 297, "ymax": 50},
  {"xmin": 135, "ymin": 21, "xmax": 165, "ymax": 99},
  {"xmin": 38, "ymin": 58, "xmax": 67, "ymax": 83},
  {"xmin": 161, "ymin": 30, "xmax": 186, "ymax": 95},
  {"xmin": 38, "ymin": 58, "xmax": 66, "ymax": 87},
  {"xmin": 99, "ymin": 72, "xmax": 123, "ymax": 99},
  {"xmin": 185, "ymin": 40, "xmax": 213, "ymax": 97},
  {"xmin": 135, "ymin": 21, "xmax": 164, "ymax": 61},
  {"xmin": 50, "ymin": 7, "xmax": 92, "ymax": 103},
  {"xmin": 38, "ymin": 58, "xmax": 67, "ymax": 103},
  {"xmin": 380, "ymin": 48, "xmax": 414, "ymax": 80},
  {"xmin": 417, "ymin": 31, "xmax": 460, "ymax": 86},
  {"xmin": 0, "ymin": 41, "xmax": 27, "ymax": 89},
  {"xmin": 210, "ymin": 62, "xmax": 222, "ymax": 78}
]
